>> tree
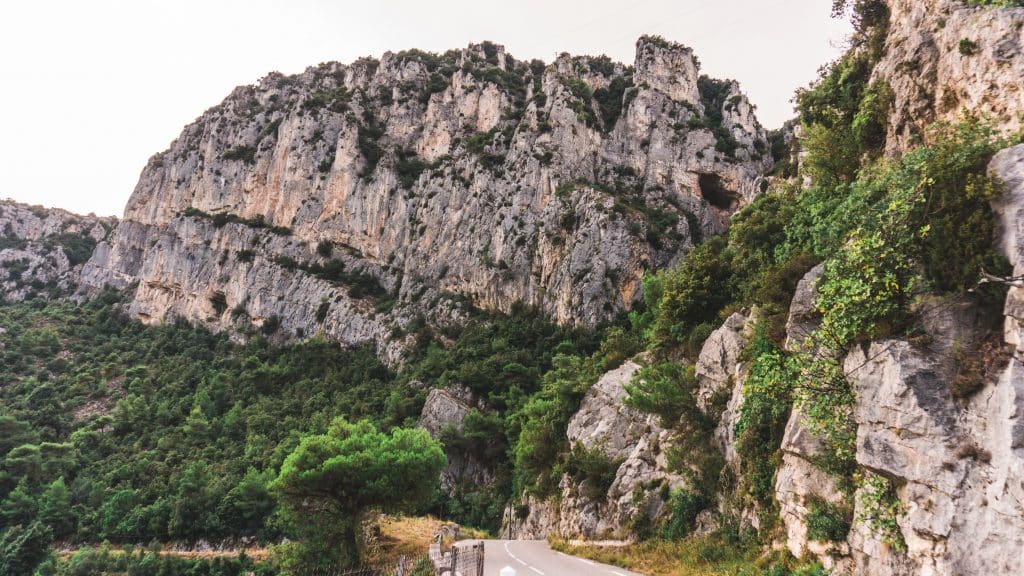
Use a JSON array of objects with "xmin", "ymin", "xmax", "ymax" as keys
[
  {"xmin": 0, "ymin": 521, "xmax": 53, "ymax": 576},
  {"xmin": 38, "ymin": 477, "xmax": 74, "ymax": 539},
  {"xmin": 270, "ymin": 418, "xmax": 445, "ymax": 570},
  {"xmin": 217, "ymin": 468, "xmax": 275, "ymax": 537}
]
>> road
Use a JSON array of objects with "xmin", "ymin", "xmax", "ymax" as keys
[{"xmin": 460, "ymin": 539, "xmax": 644, "ymax": 576}]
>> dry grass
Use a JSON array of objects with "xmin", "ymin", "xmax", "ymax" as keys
[
  {"xmin": 548, "ymin": 535, "xmax": 824, "ymax": 576},
  {"xmin": 364, "ymin": 515, "xmax": 490, "ymax": 567},
  {"xmin": 549, "ymin": 537, "xmax": 748, "ymax": 576}
]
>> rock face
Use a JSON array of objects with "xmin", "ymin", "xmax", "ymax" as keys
[
  {"xmin": 517, "ymin": 311, "xmax": 758, "ymax": 540},
  {"xmin": 0, "ymin": 200, "xmax": 114, "ymax": 302},
  {"xmin": 874, "ymin": 0, "xmax": 1024, "ymax": 152},
  {"xmin": 516, "ymin": 360, "xmax": 688, "ymax": 539},
  {"xmin": 418, "ymin": 386, "xmax": 492, "ymax": 492},
  {"xmin": 769, "ymin": 146, "xmax": 1024, "ymax": 575},
  {"xmin": 991, "ymin": 145, "xmax": 1024, "ymax": 351},
  {"xmin": 79, "ymin": 36, "xmax": 770, "ymax": 357},
  {"xmin": 695, "ymin": 311, "xmax": 752, "ymax": 463}
]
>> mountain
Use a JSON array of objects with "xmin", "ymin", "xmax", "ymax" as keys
[
  {"xmin": 6, "ymin": 1, "xmax": 1024, "ymax": 574},
  {"xmin": 79, "ymin": 36, "xmax": 769, "ymax": 361},
  {"xmin": 511, "ymin": 2, "xmax": 1024, "ymax": 575}
]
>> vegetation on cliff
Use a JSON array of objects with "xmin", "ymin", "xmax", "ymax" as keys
[{"xmin": 5, "ymin": 1, "xmax": 1024, "ymax": 574}]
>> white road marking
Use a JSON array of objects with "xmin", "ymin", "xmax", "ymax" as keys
[
  {"xmin": 516, "ymin": 558, "xmax": 527, "ymax": 566},
  {"xmin": 529, "ymin": 567, "xmax": 545, "ymax": 575},
  {"xmin": 580, "ymin": 558, "xmax": 596, "ymax": 566}
]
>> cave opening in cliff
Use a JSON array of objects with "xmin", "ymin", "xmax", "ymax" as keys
[
  {"xmin": 210, "ymin": 291, "xmax": 228, "ymax": 315},
  {"xmin": 698, "ymin": 173, "xmax": 739, "ymax": 210}
]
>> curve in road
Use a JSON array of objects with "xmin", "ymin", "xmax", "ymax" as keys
[{"xmin": 468, "ymin": 539, "xmax": 644, "ymax": 576}]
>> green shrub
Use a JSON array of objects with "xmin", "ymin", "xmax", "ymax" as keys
[
  {"xmin": 222, "ymin": 145, "xmax": 256, "ymax": 163},
  {"xmin": 357, "ymin": 113, "xmax": 386, "ymax": 177},
  {"xmin": 593, "ymin": 76, "xmax": 634, "ymax": 131},
  {"xmin": 661, "ymin": 489, "xmax": 710, "ymax": 539},
  {"xmin": 734, "ymin": 328, "xmax": 794, "ymax": 508},
  {"xmin": 271, "ymin": 418, "xmax": 445, "ymax": 568},
  {"xmin": 959, "ymin": 38, "xmax": 980, "ymax": 55},
  {"xmin": 856, "ymin": 473, "xmax": 905, "ymax": 550},
  {"xmin": 651, "ymin": 236, "xmax": 732, "ymax": 347},
  {"xmin": 561, "ymin": 77, "xmax": 599, "ymax": 127},
  {"xmin": 396, "ymin": 150, "xmax": 429, "ymax": 188},
  {"xmin": 805, "ymin": 497, "xmax": 851, "ymax": 542},
  {"xmin": 315, "ymin": 299, "xmax": 330, "ymax": 323},
  {"xmin": 46, "ymin": 233, "xmax": 97, "ymax": 266},
  {"xmin": 625, "ymin": 361, "xmax": 700, "ymax": 428},
  {"xmin": 564, "ymin": 443, "xmax": 623, "ymax": 501},
  {"xmin": 695, "ymin": 76, "xmax": 741, "ymax": 159}
]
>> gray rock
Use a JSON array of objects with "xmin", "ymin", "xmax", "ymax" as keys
[
  {"xmin": 418, "ymin": 386, "xmax": 491, "ymax": 492},
  {"xmin": 873, "ymin": 0, "xmax": 1024, "ymax": 153},
  {"xmin": 784, "ymin": 263, "xmax": 824, "ymax": 352},
  {"xmin": 566, "ymin": 361, "xmax": 649, "ymax": 461},
  {"xmin": 419, "ymin": 386, "xmax": 475, "ymax": 438},
  {"xmin": 0, "ymin": 200, "xmax": 115, "ymax": 301},
  {"xmin": 78, "ymin": 37, "xmax": 771, "ymax": 359},
  {"xmin": 990, "ymin": 144, "xmax": 1024, "ymax": 350},
  {"xmin": 695, "ymin": 311, "xmax": 749, "ymax": 412}
]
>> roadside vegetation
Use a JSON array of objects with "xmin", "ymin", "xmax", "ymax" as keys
[{"xmin": 4, "ymin": 1, "xmax": 1024, "ymax": 574}]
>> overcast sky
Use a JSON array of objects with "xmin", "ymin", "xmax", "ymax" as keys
[{"xmin": 0, "ymin": 0, "xmax": 851, "ymax": 217}]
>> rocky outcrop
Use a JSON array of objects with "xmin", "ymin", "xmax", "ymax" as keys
[
  {"xmin": 991, "ymin": 144, "xmax": 1024, "ymax": 350},
  {"xmin": 516, "ymin": 360, "xmax": 688, "ymax": 539},
  {"xmin": 772, "ymin": 145, "xmax": 1024, "ymax": 574},
  {"xmin": 419, "ymin": 386, "xmax": 492, "ymax": 492},
  {"xmin": 784, "ymin": 263, "xmax": 824, "ymax": 352},
  {"xmin": 0, "ymin": 200, "xmax": 114, "ymax": 302},
  {"xmin": 874, "ymin": 0, "xmax": 1024, "ymax": 152},
  {"xmin": 694, "ymin": 311, "xmax": 753, "ymax": 463},
  {"xmin": 79, "ymin": 36, "xmax": 770, "ymax": 357},
  {"xmin": 517, "ymin": 310, "xmax": 759, "ymax": 540}
]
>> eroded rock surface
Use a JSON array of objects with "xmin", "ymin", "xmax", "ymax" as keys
[
  {"xmin": 419, "ymin": 386, "xmax": 492, "ymax": 492},
  {"xmin": 875, "ymin": 0, "xmax": 1024, "ymax": 152},
  {"xmin": 516, "ymin": 360, "xmax": 689, "ymax": 539},
  {"xmin": 0, "ymin": 200, "xmax": 114, "ymax": 302},
  {"xmin": 79, "ymin": 37, "xmax": 770, "ymax": 358}
]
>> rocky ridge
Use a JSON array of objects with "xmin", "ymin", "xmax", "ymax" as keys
[
  {"xmin": 78, "ymin": 36, "xmax": 770, "ymax": 359},
  {"xmin": 0, "ymin": 200, "xmax": 114, "ymax": 302}
]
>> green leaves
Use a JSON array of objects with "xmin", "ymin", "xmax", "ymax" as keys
[
  {"xmin": 625, "ymin": 361, "xmax": 699, "ymax": 429},
  {"xmin": 270, "ymin": 418, "xmax": 445, "ymax": 568},
  {"xmin": 856, "ymin": 472, "xmax": 905, "ymax": 550},
  {"xmin": 272, "ymin": 418, "xmax": 445, "ymax": 516}
]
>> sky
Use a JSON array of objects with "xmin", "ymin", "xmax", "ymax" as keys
[{"xmin": 0, "ymin": 0, "xmax": 851, "ymax": 217}]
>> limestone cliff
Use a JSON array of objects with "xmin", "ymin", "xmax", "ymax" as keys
[
  {"xmin": 80, "ymin": 36, "xmax": 770, "ymax": 358},
  {"xmin": 513, "ymin": 4, "xmax": 1024, "ymax": 572},
  {"xmin": 0, "ymin": 200, "xmax": 114, "ymax": 302},
  {"xmin": 873, "ymin": 0, "xmax": 1024, "ymax": 151},
  {"xmin": 514, "ymin": 314, "xmax": 756, "ymax": 540}
]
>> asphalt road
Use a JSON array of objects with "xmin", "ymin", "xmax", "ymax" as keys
[{"xmin": 466, "ymin": 539, "xmax": 644, "ymax": 576}]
